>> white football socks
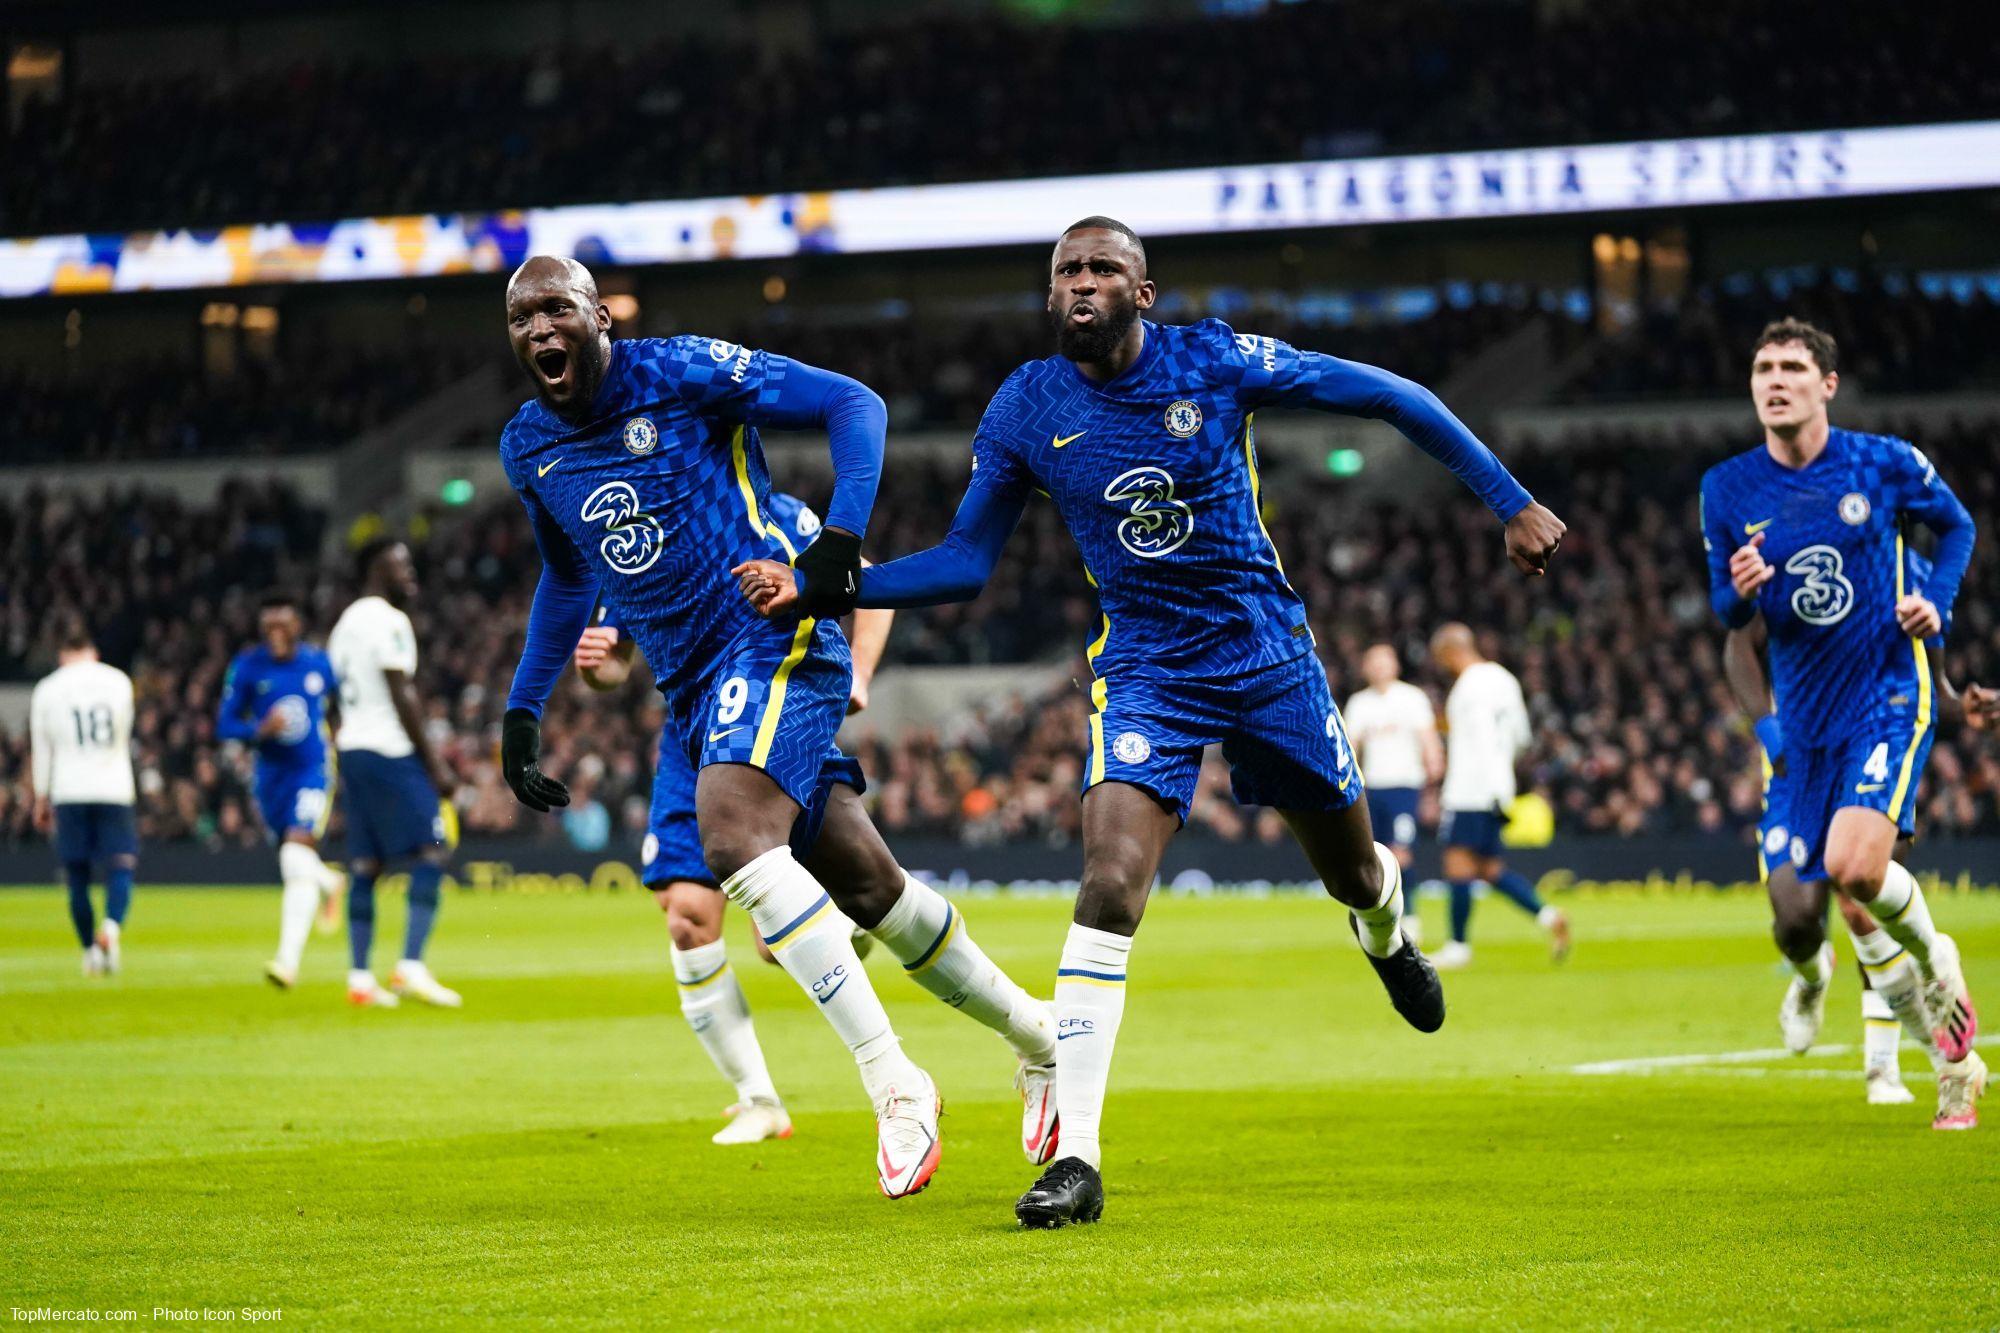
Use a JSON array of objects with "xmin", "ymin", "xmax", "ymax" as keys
[
  {"xmin": 671, "ymin": 940, "xmax": 780, "ymax": 1108},
  {"xmin": 1052, "ymin": 922, "xmax": 1132, "ymax": 1170},
  {"xmin": 721, "ymin": 846, "xmax": 918, "ymax": 1103},
  {"xmin": 1352, "ymin": 843, "xmax": 1406, "ymax": 958},
  {"xmin": 1852, "ymin": 922, "xmax": 1944, "ymax": 1072},
  {"xmin": 870, "ymin": 872, "xmax": 1055, "ymax": 1064},
  {"xmin": 1863, "ymin": 862, "xmax": 1938, "ymax": 975},
  {"xmin": 1860, "ymin": 985, "xmax": 1902, "ymax": 1077},
  {"xmin": 275, "ymin": 841, "xmax": 323, "ymax": 971}
]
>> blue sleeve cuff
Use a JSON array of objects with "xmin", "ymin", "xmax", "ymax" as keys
[{"xmin": 1753, "ymin": 714, "xmax": 1784, "ymax": 759}]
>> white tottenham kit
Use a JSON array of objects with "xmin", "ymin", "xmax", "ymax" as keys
[
  {"xmin": 1441, "ymin": 661, "xmax": 1531, "ymax": 814},
  {"xmin": 327, "ymin": 595, "xmax": 419, "ymax": 756},
  {"xmin": 1343, "ymin": 681, "xmax": 1435, "ymax": 790},
  {"xmin": 29, "ymin": 660, "xmax": 136, "ymax": 806}
]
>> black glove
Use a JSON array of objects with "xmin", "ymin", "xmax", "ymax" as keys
[
  {"xmin": 502, "ymin": 707, "xmax": 570, "ymax": 812},
  {"xmin": 793, "ymin": 527, "xmax": 862, "ymax": 619}
]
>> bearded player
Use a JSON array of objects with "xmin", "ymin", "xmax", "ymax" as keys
[
  {"xmin": 738, "ymin": 217, "xmax": 1565, "ymax": 1226},
  {"xmin": 1700, "ymin": 317, "xmax": 1983, "ymax": 1130},
  {"xmin": 498, "ymin": 256, "xmax": 1057, "ymax": 1197}
]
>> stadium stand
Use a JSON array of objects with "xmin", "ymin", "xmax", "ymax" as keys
[
  {"xmin": 6, "ymin": 0, "xmax": 1995, "ymax": 236},
  {"xmin": 4, "ymin": 341, "xmax": 485, "ymax": 465}
]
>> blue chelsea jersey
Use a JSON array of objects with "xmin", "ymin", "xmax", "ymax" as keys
[
  {"xmin": 969, "ymin": 319, "xmax": 1330, "ymax": 681},
  {"xmin": 217, "ymin": 644, "xmax": 336, "ymax": 768},
  {"xmin": 500, "ymin": 337, "xmax": 807, "ymax": 705},
  {"xmin": 1701, "ymin": 428, "xmax": 1972, "ymax": 744}
]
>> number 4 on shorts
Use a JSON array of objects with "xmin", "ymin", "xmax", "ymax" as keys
[{"xmin": 1862, "ymin": 742, "xmax": 1890, "ymax": 785}]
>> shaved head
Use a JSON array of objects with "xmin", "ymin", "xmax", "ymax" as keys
[
  {"xmin": 507, "ymin": 254, "xmax": 599, "ymax": 307},
  {"xmin": 506, "ymin": 254, "xmax": 613, "ymax": 421},
  {"xmin": 1056, "ymin": 216, "xmax": 1147, "ymax": 278}
]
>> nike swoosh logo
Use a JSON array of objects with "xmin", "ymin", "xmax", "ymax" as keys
[
  {"xmin": 1056, "ymin": 1030, "xmax": 1090, "ymax": 1040},
  {"xmin": 537, "ymin": 458, "xmax": 563, "ymax": 477},
  {"xmin": 1052, "ymin": 431, "xmax": 1086, "ymax": 449},
  {"xmin": 708, "ymin": 726, "xmax": 746, "ymax": 743},
  {"xmin": 815, "ymin": 977, "xmax": 847, "ymax": 1005},
  {"xmin": 1745, "ymin": 518, "xmax": 1773, "ymax": 534},
  {"xmin": 1856, "ymin": 783, "xmax": 1884, "ymax": 793}
]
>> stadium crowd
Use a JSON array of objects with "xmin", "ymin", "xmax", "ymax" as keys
[
  {"xmin": 7, "ymin": 0, "xmax": 1994, "ymax": 236},
  {"xmin": 1568, "ymin": 271, "xmax": 2000, "ymax": 401},
  {"xmin": 3, "ymin": 414, "xmax": 1997, "ymax": 854},
  {"xmin": 4, "ymin": 340, "xmax": 483, "ymax": 467}
]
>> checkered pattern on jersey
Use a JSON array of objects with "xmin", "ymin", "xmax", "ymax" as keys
[
  {"xmin": 500, "ymin": 338, "xmax": 800, "ymax": 710},
  {"xmin": 1700, "ymin": 429, "xmax": 1951, "ymax": 745},
  {"xmin": 968, "ymin": 319, "xmax": 1320, "ymax": 686}
]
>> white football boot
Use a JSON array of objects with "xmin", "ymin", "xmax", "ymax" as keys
[
  {"xmin": 95, "ymin": 919, "xmax": 121, "ymax": 975},
  {"xmin": 347, "ymin": 969, "xmax": 401, "ymax": 1008},
  {"xmin": 390, "ymin": 959, "xmax": 462, "ymax": 1008},
  {"xmin": 712, "ymin": 1100, "xmax": 793, "ymax": 1146},
  {"xmin": 874, "ymin": 1068, "xmax": 942, "ymax": 1199},
  {"xmin": 1017, "ymin": 1054, "xmax": 1059, "ymax": 1165},
  {"xmin": 1934, "ymin": 1051, "xmax": 1987, "ymax": 1131},
  {"xmin": 315, "ymin": 866, "xmax": 345, "ymax": 936},
  {"xmin": 81, "ymin": 945, "xmax": 106, "ymax": 978},
  {"xmin": 1431, "ymin": 941, "xmax": 1472, "ymax": 971},
  {"xmin": 1779, "ymin": 944, "xmax": 1833, "ymax": 1055},
  {"xmin": 264, "ymin": 959, "xmax": 298, "ymax": 990},
  {"xmin": 1921, "ymin": 933, "xmax": 1978, "ymax": 1064}
]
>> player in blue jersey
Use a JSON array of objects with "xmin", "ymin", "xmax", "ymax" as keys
[
  {"xmin": 498, "ymin": 256, "xmax": 1060, "ymax": 1197},
  {"xmin": 1729, "ymin": 555, "xmax": 1999, "ymax": 1106},
  {"xmin": 738, "ymin": 217, "xmax": 1567, "ymax": 1226},
  {"xmin": 1701, "ymin": 318, "xmax": 1984, "ymax": 1129},
  {"xmin": 217, "ymin": 594, "xmax": 347, "ymax": 990},
  {"xmin": 572, "ymin": 492, "xmax": 915, "ymax": 1148}
]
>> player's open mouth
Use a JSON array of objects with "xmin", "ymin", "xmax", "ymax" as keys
[{"xmin": 535, "ymin": 347, "xmax": 572, "ymax": 391}]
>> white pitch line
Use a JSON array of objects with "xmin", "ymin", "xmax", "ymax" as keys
[{"xmin": 1570, "ymin": 1033, "xmax": 1996, "ymax": 1076}]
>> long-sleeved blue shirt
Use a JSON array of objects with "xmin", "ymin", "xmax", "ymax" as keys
[
  {"xmin": 859, "ymin": 318, "xmax": 1533, "ymax": 681},
  {"xmin": 501, "ymin": 336, "xmax": 885, "ymax": 715},
  {"xmin": 1700, "ymin": 426, "xmax": 1974, "ymax": 744}
]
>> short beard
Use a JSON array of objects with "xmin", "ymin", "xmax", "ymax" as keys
[
  {"xmin": 540, "ymin": 337, "xmax": 610, "ymax": 422},
  {"xmin": 1052, "ymin": 297, "xmax": 1139, "ymax": 365}
]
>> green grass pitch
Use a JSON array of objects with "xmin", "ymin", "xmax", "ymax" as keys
[{"xmin": 3, "ymin": 884, "xmax": 1996, "ymax": 1329}]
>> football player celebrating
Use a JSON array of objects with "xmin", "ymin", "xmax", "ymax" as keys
[{"xmin": 1700, "ymin": 318, "xmax": 1983, "ymax": 1129}]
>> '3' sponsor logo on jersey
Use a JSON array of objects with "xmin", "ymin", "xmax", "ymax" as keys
[
  {"xmin": 1784, "ymin": 544, "xmax": 1854, "ymax": 625},
  {"xmin": 581, "ymin": 481, "xmax": 664, "ymax": 575},
  {"xmin": 1103, "ymin": 466, "xmax": 1193, "ymax": 558}
]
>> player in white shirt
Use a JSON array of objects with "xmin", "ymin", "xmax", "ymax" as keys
[
  {"xmin": 1344, "ymin": 644, "xmax": 1443, "ymax": 943},
  {"xmin": 1429, "ymin": 623, "xmax": 1569, "ymax": 969},
  {"xmin": 28, "ymin": 616, "xmax": 138, "ymax": 977},
  {"xmin": 327, "ymin": 540, "xmax": 460, "ymax": 1009}
]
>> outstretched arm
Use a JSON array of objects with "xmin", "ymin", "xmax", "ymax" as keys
[
  {"xmin": 1231, "ymin": 337, "xmax": 1562, "ymax": 573},
  {"xmin": 736, "ymin": 482, "xmax": 1026, "ymax": 617}
]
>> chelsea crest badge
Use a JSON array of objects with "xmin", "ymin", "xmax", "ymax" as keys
[{"xmin": 623, "ymin": 417, "xmax": 659, "ymax": 456}]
